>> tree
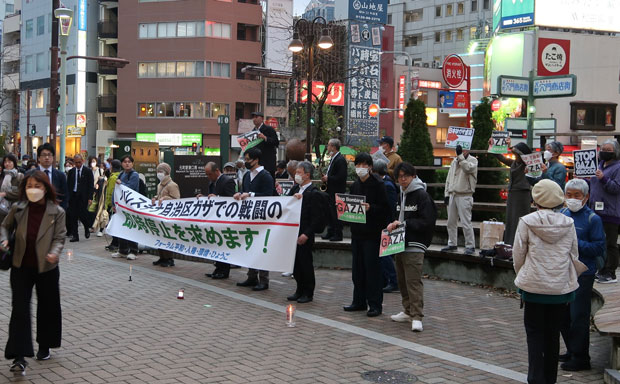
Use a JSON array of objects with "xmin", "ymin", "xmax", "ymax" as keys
[{"xmin": 398, "ymin": 98, "xmax": 434, "ymax": 183}]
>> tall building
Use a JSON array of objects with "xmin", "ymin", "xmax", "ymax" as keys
[
  {"xmin": 115, "ymin": 0, "xmax": 262, "ymax": 157},
  {"xmin": 1, "ymin": 0, "xmax": 20, "ymax": 152},
  {"xmin": 97, "ymin": 0, "xmax": 118, "ymax": 157},
  {"xmin": 302, "ymin": 0, "xmax": 335, "ymax": 22}
]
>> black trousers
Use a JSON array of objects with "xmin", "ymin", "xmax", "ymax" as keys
[
  {"xmin": 293, "ymin": 241, "xmax": 315, "ymax": 297},
  {"xmin": 118, "ymin": 238, "xmax": 138, "ymax": 255},
  {"xmin": 560, "ymin": 274, "xmax": 595, "ymax": 364},
  {"xmin": 602, "ymin": 222, "xmax": 619, "ymax": 277},
  {"xmin": 326, "ymin": 193, "xmax": 343, "ymax": 237},
  {"xmin": 524, "ymin": 301, "xmax": 568, "ymax": 384},
  {"xmin": 6, "ymin": 267, "xmax": 62, "ymax": 359},
  {"xmin": 68, "ymin": 196, "xmax": 90, "ymax": 238},
  {"xmin": 213, "ymin": 261, "xmax": 230, "ymax": 276},
  {"xmin": 351, "ymin": 238, "xmax": 383, "ymax": 312}
]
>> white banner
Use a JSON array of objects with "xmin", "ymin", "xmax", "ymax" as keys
[{"xmin": 107, "ymin": 185, "xmax": 302, "ymax": 272}]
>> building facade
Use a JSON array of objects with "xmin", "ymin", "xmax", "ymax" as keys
[
  {"xmin": 302, "ymin": 0, "xmax": 335, "ymax": 22},
  {"xmin": 1, "ymin": 0, "xmax": 20, "ymax": 153}
]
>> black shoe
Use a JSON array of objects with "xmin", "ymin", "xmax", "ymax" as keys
[
  {"xmin": 343, "ymin": 304, "xmax": 366, "ymax": 312},
  {"xmin": 252, "ymin": 283, "xmax": 269, "ymax": 291},
  {"xmin": 321, "ymin": 232, "xmax": 334, "ymax": 240},
  {"xmin": 237, "ymin": 279, "xmax": 259, "ymax": 287},
  {"xmin": 383, "ymin": 284, "xmax": 399, "ymax": 293},
  {"xmin": 560, "ymin": 359, "xmax": 591, "ymax": 371},
  {"xmin": 558, "ymin": 353, "xmax": 571, "ymax": 362},
  {"xmin": 153, "ymin": 257, "xmax": 165, "ymax": 266},
  {"xmin": 84, "ymin": 231, "xmax": 90, "ymax": 239},
  {"xmin": 70, "ymin": 237, "xmax": 79, "ymax": 242},
  {"xmin": 159, "ymin": 259, "xmax": 171, "ymax": 267},
  {"xmin": 297, "ymin": 295, "xmax": 313, "ymax": 303},
  {"xmin": 106, "ymin": 245, "xmax": 118, "ymax": 251},
  {"xmin": 329, "ymin": 235, "xmax": 343, "ymax": 242},
  {"xmin": 205, "ymin": 273, "xmax": 214, "ymax": 277},
  {"xmin": 9, "ymin": 357, "xmax": 27, "ymax": 372},
  {"xmin": 287, "ymin": 293, "xmax": 301, "ymax": 301},
  {"xmin": 36, "ymin": 347, "xmax": 50, "ymax": 361},
  {"xmin": 212, "ymin": 273, "xmax": 228, "ymax": 279},
  {"xmin": 367, "ymin": 309, "xmax": 382, "ymax": 317},
  {"xmin": 441, "ymin": 245, "xmax": 457, "ymax": 252}
]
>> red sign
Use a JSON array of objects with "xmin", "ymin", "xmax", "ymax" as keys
[
  {"xmin": 418, "ymin": 80, "xmax": 442, "ymax": 89},
  {"xmin": 453, "ymin": 92, "xmax": 470, "ymax": 109},
  {"xmin": 266, "ymin": 117, "xmax": 279, "ymax": 129},
  {"xmin": 491, "ymin": 99, "xmax": 501, "ymax": 111},
  {"xmin": 368, "ymin": 104, "xmax": 379, "ymax": 117},
  {"xmin": 442, "ymin": 55, "xmax": 466, "ymax": 88},
  {"xmin": 398, "ymin": 76, "xmax": 405, "ymax": 119},
  {"xmin": 298, "ymin": 81, "xmax": 345, "ymax": 106},
  {"xmin": 537, "ymin": 38, "xmax": 570, "ymax": 76}
]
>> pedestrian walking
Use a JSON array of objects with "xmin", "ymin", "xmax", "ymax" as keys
[
  {"xmin": 321, "ymin": 138, "xmax": 347, "ymax": 242},
  {"xmin": 343, "ymin": 153, "xmax": 391, "ymax": 317},
  {"xmin": 36, "ymin": 143, "xmax": 68, "ymax": 210},
  {"xmin": 111, "ymin": 155, "xmax": 140, "ymax": 260},
  {"xmin": 67, "ymin": 154, "xmax": 94, "ymax": 242},
  {"xmin": 373, "ymin": 159, "xmax": 399, "ymax": 293},
  {"xmin": 442, "ymin": 144, "xmax": 478, "ymax": 255},
  {"xmin": 1, "ymin": 170, "xmax": 66, "ymax": 372},
  {"xmin": 512, "ymin": 179, "xmax": 587, "ymax": 384},
  {"xmin": 559, "ymin": 178, "xmax": 605, "ymax": 372},
  {"xmin": 387, "ymin": 162, "xmax": 437, "ymax": 332},
  {"xmin": 0, "ymin": 154, "xmax": 24, "ymax": 223},
  {"xmin": 589, "ymin": 139, "xmax": 620, "ymax": 284},
  {"xmin": 151, "ymin": 162, "xmax": 180, "ymax": 267}
]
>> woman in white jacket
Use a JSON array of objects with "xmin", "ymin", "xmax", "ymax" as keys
[{"xmin": 512, "ymin": 179, "xmax": 587, "ymax": 384}]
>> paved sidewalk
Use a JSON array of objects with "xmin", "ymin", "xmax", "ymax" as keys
[{"xmin": 0, "ymin": 236, "xmax": 609, "ymax": 383}]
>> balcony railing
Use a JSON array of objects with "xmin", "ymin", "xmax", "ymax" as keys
[
  {"xmin": 98, "ymin": 63, "xmax": 117, "ymax": 75},
  {"xmin": 97, "ymin": 21, "xmax": 118, "ymax": 39},
  {"xmin": 97, "ymin": 95, "xmax": 117, "ymax": 113}
]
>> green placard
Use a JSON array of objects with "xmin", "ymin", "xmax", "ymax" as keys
[
  {"xmin": 380, "ymin": 224, "xmax": 406, "ymax": 257},
  {"xmin": 488, "ymin": 131, "xmax": 509, "ymax": 154},
  {"xmin": 335, "ymin": 193, "xmax": 366, "ymax": 224}
]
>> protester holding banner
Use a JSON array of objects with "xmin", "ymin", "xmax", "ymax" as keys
[
  {"xmin": 112, "ymin": 155, "xmax": 140, "ymax": 260},
  {"xmin": 387, "ymin": 162, "xmax": 437, "ymax": 332},
  {"xmin": 373, "ymin": 159, "xmax": 399, "ymax": 293},
  {"xmin": 491, "ymin": 139, "xmax": 533, "ymax": 246},
  {"xmin": 235, "ymin": 147, "xmax": 275, "ymax": 291},
  {"xmin": 151, "ymin": 162, "xmax": 180, "ymax": 268},
  {"xmin": 286, "ymin": 161, "xmax": 322, "ymax": 303},
  {"xmin": 343, "ymin": 153, "xmax": 391, "ymax": 317},
  {"xmin": 528, "ymin": 141, "xmax": 567, "ymax": 190},
  {"xmin": 251, "ymin": 111, "xmax": 279, "ymax": 179},
  {"xmin": 589, "ymin": 139, "xmax": 620, "ymax": 284},
  {"xmin": 104, "ymin": 160, "xmax": 122, "ymax": 252},
  {"xmin": 442, "ymin": 145, "xmax": 478, "ymax": 255},
  {"xmin": 378, "ymin": 136, "xmax": 402, "ymax": 179},
  {"xmin": 321, "ymin": 139, "xmax": 347, "ymax": 242}
]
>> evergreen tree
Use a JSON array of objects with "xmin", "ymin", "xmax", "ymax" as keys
[{"xmin": 398, "ymin": 98, "xmax": 434, "ymax": 183}]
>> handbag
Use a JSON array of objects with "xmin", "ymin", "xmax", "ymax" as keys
[
  {"xmin": 480, "ymin": 219, "xmax": 505, "ymax": 250},
  {"xmin": 0, "ymin": 198, "xmax": 10, "ymax": 217},
  {"xmin": 0, "ymin": 233, "xmax": 15, "ymax": 270}
]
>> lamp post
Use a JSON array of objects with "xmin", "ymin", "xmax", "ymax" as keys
[
  {"xmin": 288, "ymin": 16, "xmax": 333, "ymax": 161},
  {"xmin": 54, "ymin": 7, "xmax": 73, "ymax": 172}
]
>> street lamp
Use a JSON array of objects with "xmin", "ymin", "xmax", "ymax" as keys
[
  {"xmin": 55, "ymin": 6, "xmax": 73, "ymax": 173},
  {"xmin": 288, "ymin": 16, "xmax": 333, "ymax": 161}
]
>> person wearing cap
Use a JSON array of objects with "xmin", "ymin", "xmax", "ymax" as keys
[
  {"xmin": 528, "ymin": 141, "xmax": 567, "ymax": 190},
  {"xmin": 151, "ymin": 162, "xmax": 180, "ymax": 267},
  {"xmin": 251, "ymin": 111, "xmax": 279, "ymax": 180},
  {"xmin": 378, "ymin": 136, "xmax": 402, "ymax": 179},
  {"xmin": 512, "ymin": 179, "xmax": 586, "ymax": 384},
  {"xmin": 222, "ymin": 162, "xmax": 239, "ymax": 192},
  {"xmin": 491, "ymin": 138, "xmax": 533, "ymax": 245}
]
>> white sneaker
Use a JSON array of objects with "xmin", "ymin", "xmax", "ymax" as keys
[
  {"xmin": 126, "ymin": 253, "xmax": 137, "ymax": 260},
  {"xmin": 281, "ymin": 272, "xmax": 293, "ymax": 277},
  {"xmin": 411, "ymin": 320, "xmax": 423, "ymax": 332},
  {"xmin": 390, "ymin": 312, "xmax": 412, "ymax": 322},
  {"xmin": 96, "ymin": 231, "xmax": 103, "ymax": 237},
  {"xmin": 111, "ymin": 252, "xmax": 122, "ymax": 258}
]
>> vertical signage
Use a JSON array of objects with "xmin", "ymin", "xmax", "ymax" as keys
[
  {"xmin": 78, "ymin": 0, "xmax": 87, "ymax": 31},
  {"xmin": 349, "ymin": 0, "xmax": 388, "ymax": 24},
  {"xmin": 398, "ymin": 76, "xmax": 405, "ymax": 119}
]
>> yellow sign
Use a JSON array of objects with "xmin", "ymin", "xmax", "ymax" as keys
[
  {"xmin": 66, "ymin": 125, "xmax": 84, "ymax": 137},
  {"xmin": 426, "ymin": 107, "xmax": 438, "ymax": 126}
]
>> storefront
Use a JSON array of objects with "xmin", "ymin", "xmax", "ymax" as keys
[{"xmin": 135, "ymin": 133, "xmax": 220, "ymax": 156}]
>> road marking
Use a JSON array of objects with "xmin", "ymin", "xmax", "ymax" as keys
[{"xmin": 80, "ymin": 253, "xmax": 527, "ymax": 383}]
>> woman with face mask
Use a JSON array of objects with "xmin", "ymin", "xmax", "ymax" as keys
[
  {"xmin": 0, "ymin": 155, "xmax": 25, "ymax": 219},
  {"xmin": 151, "ymin": 162, "xmax": 180, "ymax": 267},
  {"xmin": 0, "ymin": 170, "xmax": 66, "ymax": 373},
  {"xmin": 534, "ymin": 141, "xmax": 567, "ymax": 190},
  {"xmin": 589, "ymin": 139, "xmax": 620, "ymax": 284}
]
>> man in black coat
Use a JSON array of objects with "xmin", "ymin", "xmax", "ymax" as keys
[
  {"xmin": 36, "ymin": 143, "xmax": 68, "ymax": 210},
  {"xmin": 251, "ymin": 111, "xmax": 279, "ymax": 179},
  {"xmin": 321, "ymin": 138, "xmax": 348, "ymax": 241},
  {"xmin": 234, "ymin": 147, "xmax": 274, "ymax": 291},
  {"xmin": 67, "ymin": 154, "xmax": 94, "ymax": 242},
  {"xmin": 286, "ymin": 161, "xmax": 323, "ymax": 303},
  {"xmin": 202, "ymin": 161, "xmax": 236, "ymax": 279}
]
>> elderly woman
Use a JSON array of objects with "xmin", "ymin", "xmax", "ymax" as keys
[
  {"xmin": 589, "ymin": 139, "xmax": 620, "ymax": 284},
  {"xmin": 492, "ymin": 140, "xmax": 533, "ymax": 245},
  {"xmin": 534, "ymin": 141, "xmax": 567, "ymax": 189},
  {"xmin": 152, "ymin": 162, "xmax": 180, "ymax": 267},
  {"xmin": 512, "ymin": 179, "xmax": 586, "ymax": 384},
  {"xmin": 559, "ymin": 178, "xmax": 605, "ymax": 372},
  {"xmin": 1, "ymin": 170, "xmax": 66, "ymax": 372}
]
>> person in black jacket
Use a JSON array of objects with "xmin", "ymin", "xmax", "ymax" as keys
[
  {"xmin": 251, "ymin": 111, "xmax": 279, "ymax": 179},
  {"xmin": 386, "ymin": 162, "xmax": 437, "ymax": 332},
  {"xmin": 286, "ymin": 161, "xmax": 323, "ymax": 303},
  {"xmin": 321, "ymin": 138, "xmax": 348, "ymax": 241},
  {"xmin": 203, "ymin": 162, "xmax": 237, "ymax": 279},
  {"xmin": 373, "ymin": 159, "xmax": 399, "ymax": 293},
  {"xmin": 36, "ymin": 143, "xmax": 68, "ymax": 211},
  {"xmin": 235, "ymin": 147, "xmax": 274, "ymax": 291},
  {"xmin": 343, "ymin": 153, "xmax": 391, "ymax": 317},
  {"xmin": 66, "ymin": 154, "xmax": 94, "ymax": 242}
]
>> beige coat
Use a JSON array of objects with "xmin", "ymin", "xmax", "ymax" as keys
[
  {"xmin": 386, "ymin": 151, "xmax": 402, "ymax": 179},
  {"xmin": 512, "ymin": 210, "xmax": 586, "ymax": 295},
  {"xmin": 156, "ymin": 176, "xmax": 180, "ymax": 200},
  {"xmin": 0, "ymin": 200, "xmax": 66, "ymax": 273},
  {"xmin": 444, "ymin": 154, "xmax": 478, "ymax": 196}
]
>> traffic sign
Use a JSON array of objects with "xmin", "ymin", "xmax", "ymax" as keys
[
  {"xmin": 442, "ymin": 55, "xmax": 466, "ymax": 88},
  {"xmin": 368, "ymin": 103, "xmax": 379, "ymax": 117}
]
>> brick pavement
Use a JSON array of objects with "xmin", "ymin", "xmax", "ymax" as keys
[{"xmin": 0, "ymin": 236, "xmax": 610, "ymax": 383}]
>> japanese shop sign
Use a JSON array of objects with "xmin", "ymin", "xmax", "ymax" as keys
[
  {"xmin": 442, "ymin": 55, "xmax": 466, "ymax": 88},
  {"xmin": 573, "ymin": 149, "xmax": 598, "ymax": 178},
  {"xmin": 107, "ymin": 185, "xmax": 302, "ymax": 272},
  {"xmin": 349, "ymin": 0, "xmax": 388, "ymax": 24},
  {"xmin": 537, "ymin": 38, "xmax": 570, "ymax": 76},
  {"xmin": 335, "ymin": 193, "xmax": 367, "ymax": 223},
  {"xmin": 379, "ymin": 224, "xmax": 405, "ymax": 257},
  {"xmin": 498, "ymin": 76, "xmax": 530, "ymax": 98},
  {"xmin": 532, "ymin": 75, "xmax": 576, "ymax": 98},
  {"xmin": 445, "ymin": 126, "xmax": 475, "ymax": 150},
  {"xmin": 298, "ymin": 81, "xmax": 345, "ymax": 106},
  {"xmin": 398, "ymin": 76, "xmax": 405, "ymax": 119}
]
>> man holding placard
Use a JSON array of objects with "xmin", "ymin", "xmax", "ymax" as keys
[{"xmin": 251, "ymin": 111, "xmax": 279, "ymax": 179}]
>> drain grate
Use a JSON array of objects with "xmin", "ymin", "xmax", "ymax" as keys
[{"xmin": 361, "ymin": 370, "xmax": 418, "ymax": 383}]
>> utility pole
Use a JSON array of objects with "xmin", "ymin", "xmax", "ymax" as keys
[
  {"xmin": 26, "ymin": 89, "xmax": 31, "ymax": 157},
  {"xmin": 49, "ymin": 0, "xmax": 60, "ymax": 151}
]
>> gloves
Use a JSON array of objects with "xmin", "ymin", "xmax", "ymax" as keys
[
  {"xmin": 444, "ymin": 196, "xmax": 450, "ymax": 206},
  {"xmin": 455, "ymin": 145, "xmax": 463, "ymax": 156}
]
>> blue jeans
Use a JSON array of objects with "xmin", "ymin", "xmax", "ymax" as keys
[
  {"xmin": 560, "ymin": 274, "xmax": 595, "ymax": 364},
  {"xmin": 380, "ymin": 255, "xmax": 398, "ymax": 288}
]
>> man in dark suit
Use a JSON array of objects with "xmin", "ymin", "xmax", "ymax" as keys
[
  {"xmin": 234, "ymin": 147, "xmax": 274, "ymax": 291},
  {"xmin": 251, "ymin": 111, "xmax": 279, "ymax": 179},
  {"xmin": 36, "ymin": 143, "xmax": 68, "ymax": 210},
  {"xmin": 202, "ymin": 161, "xmax": 236, "ymax": 279},
  {"xmin": 287, "ymin": 161, "xmax": 322, "ymax": 303},
  {"xmin": 321, "ymin": 138, "xmax": 348, "ymax": 241},
  {"xmin": 67, "ymin": 154, "xmax": 94, "ymax": 242}
]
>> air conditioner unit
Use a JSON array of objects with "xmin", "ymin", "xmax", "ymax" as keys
[{"xmin": 422, "ymin": 62, "xmax": 430, "ymax": 68}]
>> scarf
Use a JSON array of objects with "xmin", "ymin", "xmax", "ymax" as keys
[{"xmin": 1, "ymin": 169, "xmax": 17, "ymax": 193}]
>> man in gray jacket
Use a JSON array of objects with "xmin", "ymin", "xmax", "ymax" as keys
[{"xmin": 441, "ymin": 145, "xmax": 478, "ymax": 255}]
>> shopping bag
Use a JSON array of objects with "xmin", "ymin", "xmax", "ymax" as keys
[{"xmin": 480, "ymin": 220, "xmax": 505, "ymax": 250}]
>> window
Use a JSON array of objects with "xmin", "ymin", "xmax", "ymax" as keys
[
  {"xmin": 138, "ymin": 101, "xmax": 228, "ymax": 118},
  {"xmin": 191, "ymin": 102, "xmax": 207, "ymax": 118},
  {"xmin": 139, "ymin": 21, "xmax": 210, "ymax": 39},
  {"xmin": 25, "ymin": 19, "xmax": 34, "ymax": 38},
  {"xmin": 175, "ymin": 102, "xmax": 192, "ymax": 117},
  {"xmin": 36, "ymin": 53, "xmax": 46, "ymax": 72},
  {"xmin": 570, "ymin": 102, "xmax": 617, "ymax": 131},
  {"xmin": 456, "ymin": 28, "xmax": 463, "ymax": 40},
  {"xmin": 25, "ymin": 55, "xmax": 34, "ymax": 74},
  {"xmin": 211, "ymin": 103, "xmax": 229, "ymax": 119},
  {"xmin": 387, "ymin": 14, "xmax": 392, "ymax": 24},
  {"xmin": 139, "ymin": 61, "xmax": 207, "ymax": 78},
  {"xmin": 445, "ymin": 30, "xmax": 452, "ymax": 41},
  {"xmin": 457, "ymin": 2, "xmax": 464, "ymax": 14},
  {"xmin": 435, "ymin": 6, "xmax": 441, "ymax": 17},
  {"xmin": 36, "ymin": 90, "xmax": 45, "ymax": 109},
  {"xmin": 37, "ymin": 15, "xmax": 45, "ymax": 35},
  {"xmin": 483, "ymin": 0, "xmax": 490, "ymax": 9},
  {"xmin": 267, "ymin": 82, "xmax": 287, "ymax": 107},
  {"xmin": 138, "ymin": 103, "xmax": 155, "ymax": 117},
  {"xmin": 157, "ymin": 102, "xmax": 175, "ymax": 117},
  {"xmin": 433, "ymin": 56, "xmax": 442, "ymax": 66},
  {"xmin": 436, "ymin": 127, "xmax": 448, "ymax": 143},
  {"xmin": 446, "ymin": 4, "xmax": 453, "ymax": 16},
  {"xmin": 434, "ymin": 31, "xmax": 441, "ymax": 43},
  {"xmin": 470, "ymin": 26, "xmax": 477, "ymax": 39},
  {"xmin": 210, "ymin": 62, "xmax": 231, "ymax": 78},
  {"xmin": 206, "ymin": 22, "xmax": 231, "ymax": 38},
  {"xmin": 404, "ymin": 9, "xmax": 422, "ymax": 23},
  {"xmin": 403, "ymin": 35, "xmax": 419, "ymax": 47},
  {"xmin": 5, "ymin": 3, "xmax": 14, "ymax": 14},
  {"xmin": 471, "ymin": 0, "xmax": 477, "ymax": 12}
]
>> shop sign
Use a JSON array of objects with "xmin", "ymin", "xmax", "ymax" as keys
[{"xmin": 136, "ymin": 133, "xmax": 203, "ymax": 147}]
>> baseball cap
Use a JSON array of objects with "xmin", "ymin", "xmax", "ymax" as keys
[{"xmin": 378, "ymin": 136, "xmax": 394, "ymax": 146}]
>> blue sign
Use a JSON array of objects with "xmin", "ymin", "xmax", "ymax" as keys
[
  {"xmin": 78, "ymin": 0, "xmax": 87, "ymax": 31},
  {"xmin": 349, "ymin": 0, "xmax": 388, "ymax": 24},
  {"xmin": 499, "ymin": 0, "xmax": 534, "ymax": 29}
]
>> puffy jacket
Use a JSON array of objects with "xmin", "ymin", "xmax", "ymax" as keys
[
  {"xmin": 589, "ymin": 160, "xmax": 620, "ymax": 224},
  {"xmin": 349, "ymin": 173, "xmax": 391, "ymax": 240},
  {"xmin": 513, "ymin": 210, "xmax": 585, "ymax": 295},
  {"xmin": 396, "ymin": 177, "xmax": 437, "ymax": 252},
  {"xmin": 444, "ymin": 154, "xmax": 477, "ymax": 196},
  {"xmin": 560, "ymin": 205, "xmax": 606, "ymax": 275}
]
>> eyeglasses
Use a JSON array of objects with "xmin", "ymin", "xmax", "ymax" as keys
[{"xmin": 39, "ymin": 153, "xmax": 53, "ymax": 158}]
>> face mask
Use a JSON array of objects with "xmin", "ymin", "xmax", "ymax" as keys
[
  {"xmin": 566, "ymin": 198, "xmax": 584, "ymax": 213},
  {"xmin": 156, "ymin": 172, "xmax": 166, "ymax": 181},
  {"xmin": 543, "ymin": 150, "xmax": 553, "ymax": 161},
  {"xmin": 65, "ymin": 166, "xmax": 73, "ymax": 173},
  {"xmin": 294, "ymin": 174, "xmax": 304, "ymax": 184},
  {"xmin": 376, "ymin": 147, "xmax": 384, "ymax": 154},
  {"xmin": 244, "ymin": 161, "xmax": 253, "ymax": 170},
  {"xmin": 91, "ymin": 162, "xmax": 97, "ymax": 168},
  {"xmin": 26, "ymin": 188, "xmax": 45, "ymax": 203},
  {"xmin": 355, "ymin": 167, "xmax": 369, "ymax": 178},
  {"xmin": 600, "ymin": 151, "xmax": 614, "ymax": 162}
]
